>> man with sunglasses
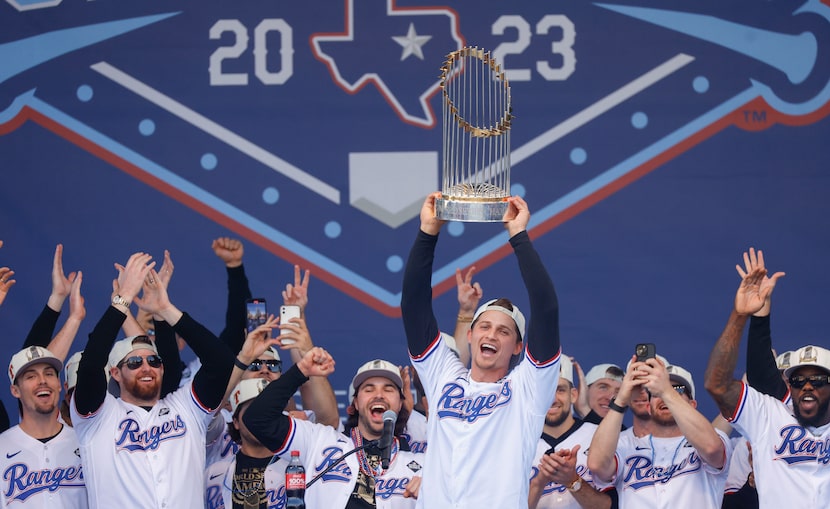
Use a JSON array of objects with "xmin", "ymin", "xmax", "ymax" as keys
[
  {"xmin": 705, "ymin": 255, "xmax": 830, "ymax": 509},
  {"xmin": 588, "ymin": 357, "xmax": 731, "ymax": 508},
  {"xmin": 71, "ymin": 252, "xmax": 237, "ymax": 509}
]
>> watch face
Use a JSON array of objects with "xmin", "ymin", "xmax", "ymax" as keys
[{"xmin": 570, "ymin": 480, "xmax": 582, "ymax": 492}]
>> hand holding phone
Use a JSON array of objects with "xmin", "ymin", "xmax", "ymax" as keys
[
  {"xmin": 280, "ymin": 305, "xmax": 301, "ymax": 345},
  {"xmin": 635, "ymin": 343, "xmax": 656, "ymax": 362}
]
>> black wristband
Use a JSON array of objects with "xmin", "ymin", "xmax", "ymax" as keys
[
  {"xmin": 608, "ymin": 400, "xmax": 628, "ymax": 413},
  {"xmin": 233, "ymin": 358, "xmax": 249, "ymax": 370}
]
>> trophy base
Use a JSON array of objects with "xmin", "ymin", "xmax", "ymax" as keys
[{"xmin": 435, "ymin": 197, "xmax": 509, "ymax": 222}]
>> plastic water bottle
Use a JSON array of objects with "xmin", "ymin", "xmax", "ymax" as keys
[{"xmin": 285, "ymin": 450, "xmax": 306, "ymax": 508}]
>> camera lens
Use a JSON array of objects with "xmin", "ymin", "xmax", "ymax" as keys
[{"xmin": 636, "ymin": 345, "xmax": 645, "ymax": 356}]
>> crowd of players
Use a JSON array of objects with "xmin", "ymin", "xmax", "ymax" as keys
[{"xmin": 0, "ymin": 193, "xmax": 826, "ymax": 509}]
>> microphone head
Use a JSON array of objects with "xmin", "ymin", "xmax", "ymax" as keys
[{"xmin": 382, "ymin": 410, "xmax": 397, "ymax": 423}]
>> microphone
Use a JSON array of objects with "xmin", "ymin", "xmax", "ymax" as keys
[{"xmin": 379, "ymin": 409, "xmax": 397, "ymax": 469}]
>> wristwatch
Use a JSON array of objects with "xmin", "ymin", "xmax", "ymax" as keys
[
  {"xmin": 567, "ymin": 477, "xmax": 583, "ymax": 493},
  {"xmin": 112, "ymin": 294, "xmax": 129, "ymax": 308}
]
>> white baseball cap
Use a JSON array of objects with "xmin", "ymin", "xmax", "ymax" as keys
[
  {"xmin": 560, "ymin": 355, "xmax": 576, "ymax": 386},
  {"xmin": 348, "ymin": 359, "xmax": 403, "ymax": 405},
  {"xmin": 666, "ymin": 364, "xmax": 696, "ymax": 400},
  {"xmin": 472, "ymin": 299, "xmax": 526, "ymax": 340},
  {"xmin": 783, "ymin": 345, "xmax": 830, "ymax": 379},
  {"xmin": 230, "ymin": 378, "xmax": 270, "ymax": 414},
  {"xmin": 107, "ymin": 335, "xmax": 159, "ymax": 369},
  {"xmin": 585, "ymin": 363, "xmax": 624, "ymax": 386},
  {"xmin": 259, "ymin": 346, "xmax": 280, "ymax": 362},
  {"xmin": 64, "ymin": 351, "xmax": 83, "ymax": 390},
  {"xmin": 8, "ymin": 346, "xmax": 63, "ymax": 384}
]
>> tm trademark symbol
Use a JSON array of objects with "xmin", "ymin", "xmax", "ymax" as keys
[{"xmin": 741, "ymin": 109, "xmax": 768, "ymax": 123}]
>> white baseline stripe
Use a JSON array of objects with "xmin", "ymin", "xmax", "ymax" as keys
[
  {"xmin": 91, "ymin": 61, "xmax": 341, "ymax": 204},
  {"xmin": 512, "ymin": 53, "xmax": 695, "ymax": 166}
]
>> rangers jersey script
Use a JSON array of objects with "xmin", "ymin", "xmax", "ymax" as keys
[
  {"xmin": 730, "ymin": 382, "xmax": 830, "ymax": 509},
  {"xmin": 412, "ymin": 337, "xmax": 560, "ymax": 509},
  {"xmin": 70, "ymin": 383, "xmax": 213, "ymax": 509},
  {"xmin": 611, "ymin": 427, "xmax": 732, "ymax": 509},
  {"xmin": 401, "ymin": 410, "xmax": 428, "ymax": 454},
  {"xmin": 272, "ymin": 419, "xmax": 423, "ymax": 509},
  {"xmin": 0, "ymin": 425, "xmax": 87, "ymax": 508}
]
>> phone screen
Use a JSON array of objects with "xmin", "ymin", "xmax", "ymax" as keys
[{"xmin": 246, "ymin": 299, "xmax": 267, "ymax": 333}]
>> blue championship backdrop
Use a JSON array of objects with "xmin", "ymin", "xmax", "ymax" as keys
[{"xmin": 1, "ymin": 0, "xmax": 829, "ymax": 420}]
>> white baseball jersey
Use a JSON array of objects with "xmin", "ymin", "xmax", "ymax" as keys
[
  {"xmin": 411, "ymin": 336, "xmax": 560, "ymax": 509},
  {"xmin": 70, "ymin": 382, "xmax": 213, "ymax": 509},
  {"xmin": 0, "ymin": 425, "xmax": 87, "ymax": 508},
  {"xmin": 723, "ymin": 437, "xmax": 752, "ymax": 495},
  {"xmin": 530, "ymin": 422, "xmax": 610, "ymax": 509},
  {"xmin": 272, "ymin": 419, "xmax": 423, "ymax": 508},
  {"xmin": 401, "ymin": 410, "xmax": 428, "ymax": 454},
  {"xmin": 205, "ymin": 409, "xmax": 238, "ymax": 469},
  {"xmin": 204, "ymin": 455, "xmax": 289, "ymax": 509},
  {"xmin": 730, "ymin": 382, "xmax": 830, "ymax": 509},
  {"xmin": 610, "ymin": 427, "xmax": 732, "ymax": 509}
]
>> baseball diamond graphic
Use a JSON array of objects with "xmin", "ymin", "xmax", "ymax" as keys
[{"xmin": 1, "ymin": 0, "xmax": 829, "ymax": 423}]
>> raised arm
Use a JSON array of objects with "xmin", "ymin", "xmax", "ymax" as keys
[
  {"xmin": 74, "ymin": 252, "xmax": 154, "ymax": 415},
  {"xmin": 213, "ymin": 237, "xmax": 252, "ymax": 353},
  {"xmin": 242, "ymin": 347, "xmax": 335, "ymax": 452},
  {"xmin": 587, "ymin": 356, "xmax": 643, "ymax": 482},
  {"xmin": 739, "ymin": 248, "xmax": 787, "ymax": 400},
  {"xmin": 705, "ymin": 251, "xmax": 782, "ymax": 419},
  {"xmin": 221, "ymin": 316, "xmax": 280, "ymax": 401},
  {"xmin": 279, "ymin": 316, "xmax": 340, "ymax": 427},
  {"xmin": 641, "ymin": 358, "xmax": 726, "ymax": 468},
  {"xmin": 504, "ymin": 196, "xmax": 559, "ymax": 363},
  {"xmin": 45, "ymin": 271, "xmax": 86, "ymax": 361},
  {"xmin": 137, "ymin": 267, "xmax": 234, "ymax": 411},
  {"xmin": 23, "ymin": 244, "xmax": 75, "ymax": 347},
  {"xmin": 401, "ymin": 192, "xmax": 446, "ymax": 357}
]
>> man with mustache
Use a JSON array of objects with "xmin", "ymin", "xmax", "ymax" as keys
[{"xmin": 705, "ymin": 249, "xmax": 829, "ymax": 509}]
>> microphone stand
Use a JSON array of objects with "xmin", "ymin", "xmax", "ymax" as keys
[{"xmin": 306, "ymin": 439, "xmax": 380, "ymax": 488}]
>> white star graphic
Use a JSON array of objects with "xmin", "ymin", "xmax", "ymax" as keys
[{"xmin": 392, "ymin": 23, "xmax": 432, "ymax": 61}]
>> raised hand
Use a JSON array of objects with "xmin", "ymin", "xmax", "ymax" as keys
[
  {"xmin": 48, "ymin": 244, "xmax": 76, "ymax": 310},
  {"xmin": 0, "ymin": 266, "xmax": 14, "ymax": 307},
  {"xmin": 282, "ymin": 265, "xmax": 310, "ymax": 311},
  {"xmin": 734, "ymin": 255, "xmax": 781, "ymax": 317},
  {"xmin": 115, "ymin": 252, "xmax": 155, "ymax": 302},
  {"xmin": 68, "ymin": 271, "xmax": 86, "ymax": 321},
  {"xmin": 456, "ymin": 266, "xmax": 482, "ymax": 318},
  {"xmin": 135, "ymin": 268, "xmax": 170, "ymax": 316},
  {"xmin": 503, "ymin": 195, "xmax": 530, "ymax": 237},
  {"xmin": 735, "ymin": 247, "xmax": 785, "ymax": 317},
  {"xmin": 238, "ymin": 315, "xmax": 279, "ymax": 364},
  {"xmin": 276, "ymin": 316, "xmax": 312, "ymax": 355},
  {"xmin": 419, "ymin": 192, "xmax": 446, "ymax": 236},
  {"xmin": 296, "ymin": 347, "xmax": 335, "ymax": 377},
  {"xmin": 157, "ymin": 250, "xmax": 175, "ymax": 289},
  {"xmin": 212, "ymin": 237, "xmax": 244, "ymax": 268}
]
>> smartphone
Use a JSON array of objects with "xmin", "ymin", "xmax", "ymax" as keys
[
  {"xmin": 635, "ymin": 343, "xmax": 657, "ymax": 362},
  {"xmin": 246, "ymin": 298, "xmax": 267, "ymax": 333},
  {"xmin": 280, "ymin": 305, "xmax": 301, "ymax": 344}
]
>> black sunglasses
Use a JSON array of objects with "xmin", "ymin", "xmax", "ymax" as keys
[
  {"xmin": 247, "ymin": 359, "xmax": 281, "ymax": 373},
  {"xmin": 789, "ymin": 374, "xmax": 830, "ymax": 389},
  {"xmin": 119, "ymin": 354, "xmax": 163, "ymax": 370}
]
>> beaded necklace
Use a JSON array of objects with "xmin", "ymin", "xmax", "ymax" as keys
[{"xmin": 350, "ymin": 427, "xmax": 399, "ymax": 478}]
